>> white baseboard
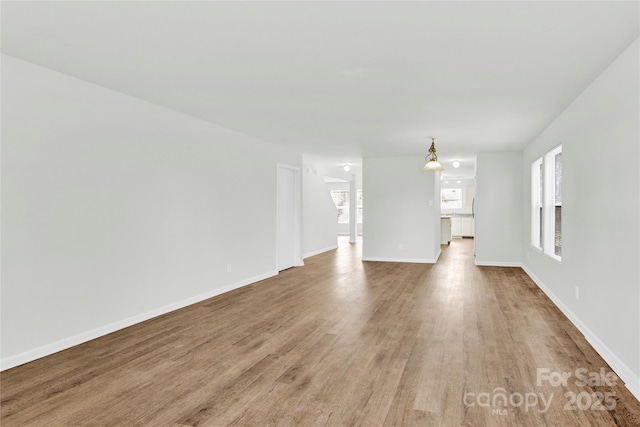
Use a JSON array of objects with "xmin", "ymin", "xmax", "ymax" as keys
[
  {"xmin": 475, "ymin": 260, "xmax": 522, "ymax": 267},
  {"xmin": 0, "ymin": 270, "xmax": 278, "ymax": 372},
  {"xmin": 303, "ymin": 245, "xmax": 338, "ymax": 259},
  {"xmin": 362, "ymin": 255, "xmax": 439, "ymax": 264},
  {"xmin": 521, "ymin": 264, "xmax": 640, "ymax": 402}
]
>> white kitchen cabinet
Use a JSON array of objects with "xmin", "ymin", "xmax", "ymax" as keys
[
  {"xmin": 451, "ymin": 217, "xmax": 463, "ymax": 237},
  {"xmin": 440, "ymin": 217, "xmax": 452, "ymax": 245},
  {"xmin": 451, "ymin": 216, "xmax": 475, "ymax": 237},
  {"xmin": 461, "ymin": 217, "xmax": 475, "ymax": 237}
]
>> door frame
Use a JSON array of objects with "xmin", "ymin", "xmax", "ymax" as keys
[{"xmin": 276, "ymin": 163, "xmax": 303, "ymax": 271}]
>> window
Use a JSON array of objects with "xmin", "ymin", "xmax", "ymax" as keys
[
  {"xmin": 531, "ymin": 145, "xmax": 562, "ymax": 261},
  {"xmin": 531, "ymin": 158, "xmax": 543, "ymax": 250},
  {"xmin": 330, "ymin": 190, "xmax": 363, "ymax": 224},
  {"xmin": 545, "ymin": 146, "xmax": 562, "ymax": 259},
  {"xmin": 441, "ymin": 188, "xmax": 462, "ymax": 209},
  {"xmin": 330, "ymin": 190, "xmax": 349, "ymax": 223}
]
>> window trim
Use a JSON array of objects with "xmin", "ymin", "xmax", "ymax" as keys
[{"xmin": 531, "ymin": 157, "xmax": 543, "ymax": 251}]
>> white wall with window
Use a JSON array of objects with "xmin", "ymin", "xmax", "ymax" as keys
[
  {"xmin": 530, "ymin": 145, "xmax": 562, "ymax": 261},
  {"xmin": 522, "ymin": 39, "xmax": 639, "ymax": 397}
]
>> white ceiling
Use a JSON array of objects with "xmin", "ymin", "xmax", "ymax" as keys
[{"xmin": 2, "ymin": 1, "xmax": 638, "ymax": 179}]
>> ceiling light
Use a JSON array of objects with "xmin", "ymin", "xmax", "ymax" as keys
[
  {"xmin": 343, "ymin": 164, "xmax": 351, "ymax": 172},
  {"xmin": 453, "ymin": 161, "xmax": 461, "ymax": 168},
  {"xmin": 422, "ymin": 138, "xmax": 444, "ymax": 171}
]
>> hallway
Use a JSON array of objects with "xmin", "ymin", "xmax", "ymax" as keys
[{"xmin": 2, "ymin": 239, "xmax": 639, "ymax": 426}]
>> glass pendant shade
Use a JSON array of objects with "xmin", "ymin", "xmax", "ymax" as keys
[{"xmin": 422, "ymin": 160, "xmax": 444, "ymax": 171}]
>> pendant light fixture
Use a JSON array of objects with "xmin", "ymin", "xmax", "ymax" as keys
[{"xmin": 422, "ymin": 137, "xmax": 444, "ymax": 171}]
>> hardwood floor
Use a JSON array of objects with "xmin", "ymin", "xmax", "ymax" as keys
[{"xmin": 2, "ymin": 238, "xmax": 639, "ymax": 426}]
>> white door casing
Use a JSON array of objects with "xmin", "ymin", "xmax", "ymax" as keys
[{"xmin": 277, "ymin": 164, "xmax": 302, "ymax": 271}]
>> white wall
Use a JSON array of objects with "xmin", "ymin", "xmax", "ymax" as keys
[
  {"xmin": 1, "ymin": 55, "xmax": 301, "ymax": 368},
  {"xmin": 474, "ymin": 152, "xmax": 523, "ymax": 266},
  {"xmin": 521, "ymin": 39, "xmax": 639, "ymax": 397},
  {"xmin": 302, "ymin": 158, "xmax": 338, "ymax": 258},
  {"xmin": 362, "ymin": 156, "xmax": 440, "ymax": 263}
]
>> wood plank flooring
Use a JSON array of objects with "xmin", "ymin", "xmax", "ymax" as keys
[{"xmin": 2, "ymin": 238, "xmax": 639, "ymax": 426}]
